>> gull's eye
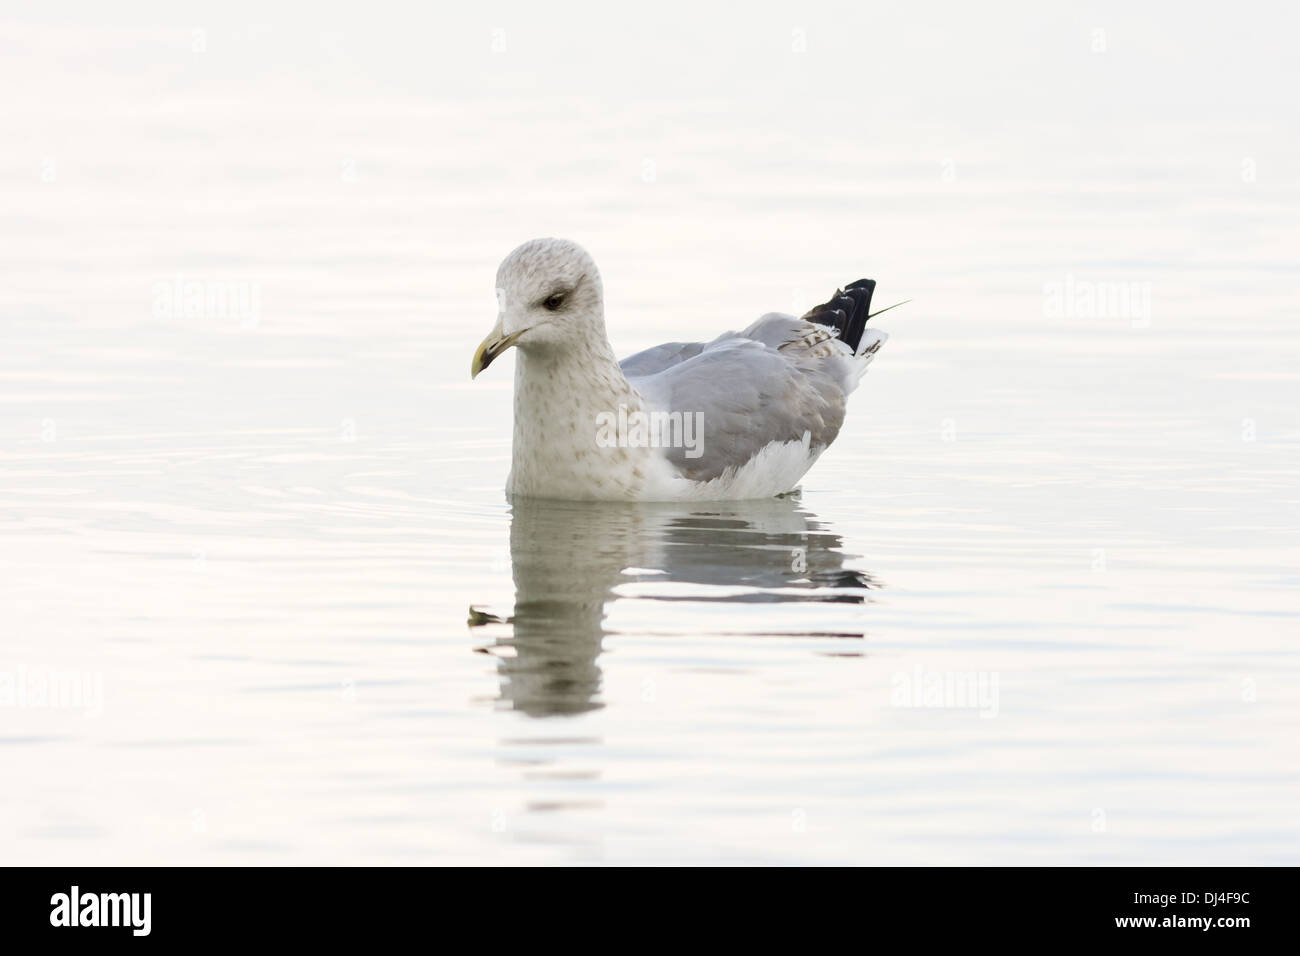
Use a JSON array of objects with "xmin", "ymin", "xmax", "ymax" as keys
[{"xmin": 543, "ymin": 293, "xmax": 565, "ymax": 312}]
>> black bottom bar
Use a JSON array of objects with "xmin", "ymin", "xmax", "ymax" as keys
[{"xmin": 0, "ymin": 866, "xmax": 1286, "ymax": 943}]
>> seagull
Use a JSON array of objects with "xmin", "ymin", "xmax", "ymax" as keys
[{"xmin": 471, "ymin": 238, "xmax": 893, "ymax": 501}]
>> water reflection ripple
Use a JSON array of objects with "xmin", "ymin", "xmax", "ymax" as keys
[{"xmin": 475, "ymin": 496, "xmax": 878, "ymax": 717}]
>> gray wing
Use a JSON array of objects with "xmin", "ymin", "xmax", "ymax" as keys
[
  {"xmin": 623, "ymin": 313, "xmax": 872, "ymax": 483},
  {"xmin": 617, "ymin": 315, "xmax": 811, "ymax": 376},
  {"xmin": 618, "ymin": 341, "xmax": 706, "ymax": 377}
]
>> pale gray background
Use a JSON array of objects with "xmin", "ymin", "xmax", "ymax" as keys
[{"xmin": 2, "ymin": 2, "xmax": 1297, "ymax": 864}]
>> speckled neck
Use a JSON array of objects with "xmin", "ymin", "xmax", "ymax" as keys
[{"xmin": 507, "ymin": 330, "xmax": 648, "ymax": 499}]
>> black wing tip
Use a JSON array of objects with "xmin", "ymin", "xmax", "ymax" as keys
[{"xmin": 802, "ymin": 278, "xmax": 877, "ymax": 352}]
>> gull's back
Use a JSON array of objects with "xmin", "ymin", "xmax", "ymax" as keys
[{"xmin": 622, "ymin": 280, "xmax": 888, "ymax": 493}]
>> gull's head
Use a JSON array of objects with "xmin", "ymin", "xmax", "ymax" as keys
[{"xmin": 471, "ymin": 238, "xmax": 604, "ymax": 378}]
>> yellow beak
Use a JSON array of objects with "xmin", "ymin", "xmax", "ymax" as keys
[{"xmin": 471, "ymin": 326, "xmax": 525, "ymax": 379}]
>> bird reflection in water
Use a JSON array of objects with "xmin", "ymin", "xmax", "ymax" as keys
[{"xmin": 470, "ymin": 494, "xmax": 878, "ymax": 718}]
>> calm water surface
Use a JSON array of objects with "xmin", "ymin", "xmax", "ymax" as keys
[{"xmin": 2, "ymin": 12, "xmax": 1298, "ymax": 864}]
